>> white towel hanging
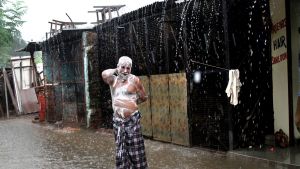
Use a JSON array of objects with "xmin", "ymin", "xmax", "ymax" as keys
[{"xmin": 225, "ymin": 69, "xmax": 242, "ymax": 106}]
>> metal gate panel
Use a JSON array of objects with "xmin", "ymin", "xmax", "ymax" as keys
[
  {"xmin": 62, "ymin": 83, "xmax": 78, "ymax": 123},
  {"xmin": 169, "ymin": 73, "xmax": 190, "ymax": 146},
  {"xmin": 20, "ymin": 88, "xmax": 40, "ymax": 114},
  {"xmin": 45, "ymin": 85, "xmax": 56, "ymax": 122},
  {"xmin": 150, "ymin": 74, "xmax": 171, "ymax": 142},
  {"xmin": 139, "ymin": 76, "xmax": 152, "ymax": 137},
  {"xmin": 63, "ymin": 103, "xmax": 78, "ymax": 123}
]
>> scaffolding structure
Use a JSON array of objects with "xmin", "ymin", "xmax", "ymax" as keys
[{"xmin": 88, "ymin": 5, "xmax": 125, "ymax": 24}]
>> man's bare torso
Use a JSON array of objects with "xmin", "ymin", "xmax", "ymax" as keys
[{"xmin": 111, "ymin": 74, "xmax": 138, "ymax": 118}]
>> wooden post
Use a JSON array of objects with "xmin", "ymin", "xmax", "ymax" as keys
[
  {"xmin": 96, "ymin": 11, "xmax": 100, "ymax": 25},
  {"xmin": 20, "ymin": 58, "xmax": 23, "ymax": 89},
  {"xmin": 101, "ymin": 11, "xmax": 106, "ymax": 22},
  {"xmin": 55, "ymin": 23, "xmax": 57, "ymax": 32},
  {"xmin": 108, "ymin": 7, "xmax": 112, "ymax": 20},
  {"xmin": 50, "ymin": 23, "xmax": 53, "ymax": 36},
  {"xmin": 3, "ymin": 69, "xmax": 9, "ymax": 118}
]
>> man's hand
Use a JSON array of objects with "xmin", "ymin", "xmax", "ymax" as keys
[{"xmin": 137, "ymin": 95, "xmax": 148, "ymax": 104}]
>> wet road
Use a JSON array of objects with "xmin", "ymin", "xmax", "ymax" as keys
[{"xmin": 0, "ymin": 115, "xmax": 296, "ymax": 169}]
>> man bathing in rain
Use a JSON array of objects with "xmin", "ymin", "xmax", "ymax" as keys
[{"xmin": 102, "ymin": 56, "xmax": 148, "ymax": 169}]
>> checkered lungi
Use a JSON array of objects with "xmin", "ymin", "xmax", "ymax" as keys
[{"xmin": 113, "ymin": 111, "xmax": 148, "ymax": 169}]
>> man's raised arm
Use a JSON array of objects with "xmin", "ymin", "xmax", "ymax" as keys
[{"xmin": 102, "ymin": 68, "xmax": 117, "ymax": 85}]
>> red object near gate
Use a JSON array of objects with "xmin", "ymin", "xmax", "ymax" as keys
[{"xmin": 38, "ymin": 94, "xmax": 46, "ymax": 122}]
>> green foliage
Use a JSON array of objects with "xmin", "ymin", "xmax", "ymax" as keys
[
  {"xmin": 0, "ymin": 0, "xmax": 27, "ymax": 67},
  {"xmin": 4, "ymin": 0, "xmax": 26, "ymax": 38}
]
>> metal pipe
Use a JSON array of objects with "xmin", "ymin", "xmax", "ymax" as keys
[{"xmin": 83, "ymin": 32, "xmax": 92, "ymax": 128}]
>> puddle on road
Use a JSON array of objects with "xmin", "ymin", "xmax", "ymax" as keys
[
  {"xmin": 0, "ymin": 118, "xmax": 115, "ymax": 169},
  {"xmin": 0, "ymin": 117, "xmax": 292, "ymax": 169}
]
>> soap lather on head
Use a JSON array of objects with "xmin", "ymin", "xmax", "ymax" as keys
[{"xmin": 117, "ymin": 56, "xmax": 132, "ymax": 67}]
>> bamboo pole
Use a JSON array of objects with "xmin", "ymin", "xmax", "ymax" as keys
[{"xmin": 3, "ymin": 69, "xmax": 9, "ymax": 118}]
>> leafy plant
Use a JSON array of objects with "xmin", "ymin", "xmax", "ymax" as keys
[{"xmin": 0, "ymin": 0, "xmax": 27, "ymax": 67}]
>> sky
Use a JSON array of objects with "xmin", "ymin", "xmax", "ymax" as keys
[{"xmin": 20, "ymin": 0, "xmax": 163, "ymax": 42}]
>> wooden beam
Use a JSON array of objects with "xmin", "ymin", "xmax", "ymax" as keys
[
  {"xmin": 52, "ymin": 19, "xmax": 65, "ymax": 24},
  {"xmin": 93, "ymin": 5, "xmax": 125, "ymax": 9},
  {"xmin": 48, "ymin": 21, "xmax": 63, "ymax": 25},
  {"xmin": 90, "ymin": 22, "xmax": 103, "ymax": 24},
  {"xmin": 2, "ymin": 68, "xmax": 19, "ymax": 116},
  {"xmin": 11, "ymin": 56, "xmax": 31, "ymax": 61},
  {"xmin": 53, "ymin": 19, "xmax": 87, "ymax": 25},
  {"xmin": 70, "ymin": 22, "xmax": 87, "ymax": 25}
]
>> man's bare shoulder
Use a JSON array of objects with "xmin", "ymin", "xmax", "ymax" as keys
[{"xmin": 129, "ymin": 74, "xmax": 142, "ymax": 84}]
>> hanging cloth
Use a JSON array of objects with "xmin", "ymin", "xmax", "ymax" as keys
[{"xmin": 225, "ymin": 69, "xmax": 242, "ymax": 106}]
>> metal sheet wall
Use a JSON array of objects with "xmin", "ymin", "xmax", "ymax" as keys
[{"xmin": 42, "ymin": 30, "xmax": 88, "ymax": 125}]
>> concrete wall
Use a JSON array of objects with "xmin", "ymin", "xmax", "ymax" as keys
[
  {"xmin": 270, "ymin": 0, "xmax": 290, "ymax": 137},
  {"xmin": 291, "ymin": 0, "xmax": 300, "ymax": 138}
]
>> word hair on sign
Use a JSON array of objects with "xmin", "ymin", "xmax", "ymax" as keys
[{"xmin": 273, "ymin": 35, "xmax": 287, "ymax": 51}]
